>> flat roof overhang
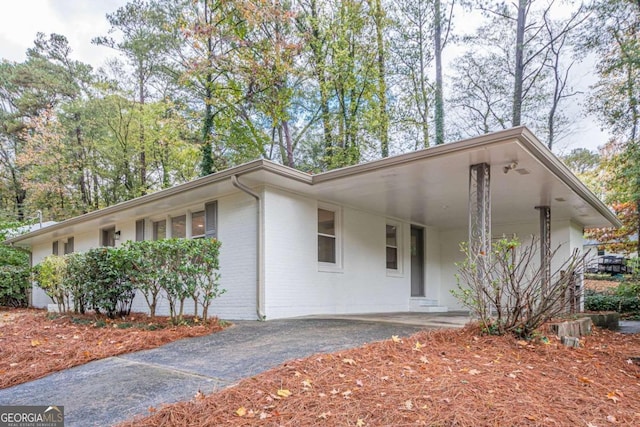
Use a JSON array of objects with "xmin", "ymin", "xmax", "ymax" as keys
[{"xmin": 5, "ymin": 127, "xmax": 620, "ymax": 248}]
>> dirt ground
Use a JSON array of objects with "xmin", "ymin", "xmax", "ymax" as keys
[
  {"xmin": 0, "ymin": 308, "xmax": 225, "ymax": 389},
  {"xmin": 119, "ymin": 324, "xmax": 640, "ymax": 427}
]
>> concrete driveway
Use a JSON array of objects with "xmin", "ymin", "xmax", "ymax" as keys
[{"xmin": 0, "ymin": 315, "xmax": 466, "ymax": 427}]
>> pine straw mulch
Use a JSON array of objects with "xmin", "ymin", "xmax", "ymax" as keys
[
  {"xmin": 0, "ymin": 307, "xmax": 226, "ymax": 390},
  {"xmin": 120, "ymin": 325, "xmax": 640, "ymax": 427},
  {"xmin": 584, "ymin": 279, "xmax": 622, "ymax": 294}
]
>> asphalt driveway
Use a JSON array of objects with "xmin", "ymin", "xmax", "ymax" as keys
[{"xmin": 0, "ymin": 318, "xmax": 432, "ymax": 427}]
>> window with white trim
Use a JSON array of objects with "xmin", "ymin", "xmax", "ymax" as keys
[
  {"xmin": 64, "ymin": 237, "xmax": 74, "ymax": 254},
  {"xmin": 318, "ymin": 208, "xmax": 336, "ymax": 263},
  {"xmin": 153, "ymin": 220, "xmax": 166, "ymax": 240},
  {"xmin": 317, "ymin": 204, "xmax": 342, "ymax": 270},
  {"xmin": 191, "ymin": 211, "xmax": 205, "ymax": 238},
  {"xmin": 386, "ymin": 224, "xmax": 398, "ymax": 270},
  {"xmin": 204, "ymin": 201, "xmax": 218, "ymax": 239},
  {"xmin": 135, "ymin": 219, "xmax": 145, "ymax": 241},
  {"xmin": 102, "ymin": 227, "xmax": 116, "ymax": 247},
  {"xmin": 171, "ymin": 215, "xmax": 187, "ymax": 239}
]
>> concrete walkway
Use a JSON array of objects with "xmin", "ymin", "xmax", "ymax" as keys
[{"xmin": 0, "ymin": 314, "xmax": 468, "ymax": 427}]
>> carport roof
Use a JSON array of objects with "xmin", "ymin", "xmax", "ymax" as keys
[{"xmin": 5, "ymin": 126, "xmax": 620, "ymax": 247}]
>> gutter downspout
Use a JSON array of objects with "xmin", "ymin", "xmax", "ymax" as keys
[{"xmin": 231, "ymin": 175, "xmax": 265, "ymax": 320}]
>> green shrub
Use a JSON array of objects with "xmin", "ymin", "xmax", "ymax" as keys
[
  {"xmin": 0, "ymin": 265, "xmax": 30, "ymax": 307},
  {"xmin": 0, "ymin": 242, "xmax": 30, "ymax": 307},
  {"xmin": 33, "ymin": 255, "xmax": 69, "ymax": 312},
  {"xmin": 125, "ymin": 238, "xmax": 224, "ymax": 323},
  {"xmin": 82, "ymin": 248, "xmax": 136, "ymax": 318},
  {"xmin": 65, "ymin": 253, "xmax": 90, "ymax": 313},
  {"xmin": 33, "ymin": 238, "xmax": 224, "ymax": 321},
  {"xmin": 585, "ymin": 289, "xmax": 640, "ymax": 313}
]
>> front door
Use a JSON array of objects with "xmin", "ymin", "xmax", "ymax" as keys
[{"xmin": 411, "ymin": 226, "xmax": 425, "ymax": 297}]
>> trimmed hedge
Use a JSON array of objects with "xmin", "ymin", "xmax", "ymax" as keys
[
  {"xmin": 585, "ymin": 289, "xmax": 640, "ymax": 313},
  {"xmin": 33, "ymin": 239, "xmax": 224, "ymax": 321}
]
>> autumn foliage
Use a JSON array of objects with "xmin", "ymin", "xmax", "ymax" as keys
[{"xmin": 587, "ymin": 201, "xmax": 639, "ymax": 256}]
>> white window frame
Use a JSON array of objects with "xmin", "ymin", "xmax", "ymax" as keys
[
  {"xmin": 317, "ymin": 202, "xmax": 343, "ymax": 272},
  {"xmin": 385, "ymin": 220, "xmax": 403, "ymax": 277},
  {"xmin": 190, "ymin": 210, "xmax": 206, "ymax": 239},
  {"xmin": 170, "ymin": 214, "xmax": 187, "ymax": 239}
]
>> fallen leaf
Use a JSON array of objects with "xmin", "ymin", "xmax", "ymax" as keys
[
  {"xmin": 148, "ymin": 406, "xmax": 156, "ymax": 413},
  {"xmin": 392, "ymin": 335, "xmax": 402, "ymax": 343},
  {"xmin": 194, "ymin": 390, "xmax": 204, "ymax": 400},
  {"xmin": 420, "ymin": 356, "xmax": 429, "ymax": 364},
  {"xmin": 524, "ymin": 415, "xmax": 536, "ymax": 421},
  {"xmin": 277, "ymin": 389, "xmax": 292, "ymax": 398},
  {"xmin": 318, "ymin": 412, "xmax": 331, "ymax": 419},
  {"xmin": 413, "ymin": 341, "xmax": 425, "ymax": 351},
  {"xmin": 607, "ymin": 414, "xmax": 617, "ymax": 423},
  {"xmin": 356, "ymin": 418, "xmax": 365, "ymax": 427},
  {"xmin": 579, "ymin": 376, "xmax": 594, "ymax": 384},
  {"xmin": 302, "ymin": 379, "xmax": 312, "ymax": 388},
  {"xmin": 468, "ymin": 369, "xmax": 481, "ymax": 375},
  {"xmin": 606, "ymin": 391, "xmax": 620, "ymax": 403},
  {"xmin": 235, "ymin": 406, "xmax": 247, "ymax": 417},
  {"xmin": 294, "ymin": 371, "xmax": 301, "ymax": 377},
  {"xmin": 355, "ymin": 379, "xmax": 364, "ymax": 387},
  {"xmin": 343, "ymin": 358, "xmax": 357, "ymax": 366},
  {"xmin": 404, "ymin": 400, "xmax": 413, "ymax": 410},
  {"xmin": 342, "ymin": 390, "xmax": 352, "ymax": 398},
  {"xmin": 30, "ymin": 339, "xmax": 41, "ymax": 347}
]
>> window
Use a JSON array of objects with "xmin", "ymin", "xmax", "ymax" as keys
[
  {"xmin": 597, "ymin": 249, "xmax": 605, "ymax": 256},
  {"xmin": 191, "ymin": 211, "xmax": 205, "ymax": 238},
  {"xmin": 171, "ymin": 215, "xmax": 186, "ymax": 239},
  {"xmin": 153, "ymin": 220, "xmax": 166, "ymax": 240},
  {"xmin": 64, "ymin": 237, "xmax": 74, "ymax": 255},
  {"xmin": 135, "ymin": 219, "xmax": 145, "ymax": 242},
  {"xmin": 205, "ymin": 201, "xmax": 218, "ymax": 239},
  {"xmin": 386, "ymin": 224, "xmax": 398, "ymax": 270},
  {"xmin": 102, "ymin": 227, "xmax": 116, "ymax": 247},
  {"xmin": 318, "ymin": 208, "xmax": 336, "ymax": 264},
  {"xmin": 52, "ymin": 241, "xmax": 59, "ymax": 256}
]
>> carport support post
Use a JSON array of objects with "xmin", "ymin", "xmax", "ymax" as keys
[
  {"xmin": 536, "ymin": 206, "xmax": 551, "ymax": 297},
  {"xmin": 469, "ymin": 163, "xmax": 491, "ymax": 293}
]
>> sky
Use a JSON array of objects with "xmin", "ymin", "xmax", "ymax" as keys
[{"xmin": 0, "ymin": 0, "xmax": 611, "ymax": 154}]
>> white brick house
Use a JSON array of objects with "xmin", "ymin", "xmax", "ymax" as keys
[{"xmin": 5, "ymin": 127, "xmax": 620, "ymax": 320}]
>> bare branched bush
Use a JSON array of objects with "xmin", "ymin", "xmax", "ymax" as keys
[{"xmin": 453, "ymin": 236, "xmax": 587, "ymax": 338}]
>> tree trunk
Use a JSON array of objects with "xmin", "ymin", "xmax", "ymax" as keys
[
  {"xmin": 283, "ymin": 120, "xmax": 294, "ymax": 167},
  {"xmin": 434, "ymin": 0, "xmax": 445, "ymax": 145},
  {"xmin": 371, "ymin": 0, "xmax": 389, "ymax": 157},
  {"xmin": 200, "ymin": 1, "xmax": 215, "ymax": 176},
  {"xmin": 138, "ymin": 65, "xmax": 147, "ymax": 194},
  {"xmin": 512, "ymin": 0, "xmax": 528, "ymax": 126},
  {"xmin": 74, "ymin": 113, "xmax": 90, "ymax": 213}
]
